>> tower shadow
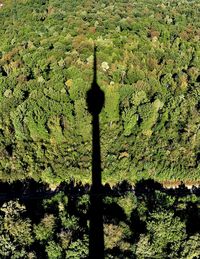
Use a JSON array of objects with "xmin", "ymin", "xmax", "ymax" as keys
[{"xmin": 87, "ymin": 45, "xmax": 105, "ymax": 258}]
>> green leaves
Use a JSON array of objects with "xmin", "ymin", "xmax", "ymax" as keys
[
  {"xmin": 65, "ymin": 235, "xmax": 89, "ymax": 259},
  {"xmin": 46, "ymin": 241, "xmax": 62, "ymax": 259},
  {"xmin": 104, "ymin": 85, "xmax": 120, "ymax": 123},
  {"xmin": 34, "ymin": 214, "xmax": 56, "ymax": 242},
  {"xmin": 0, "ymin": 200, "xmax": 33, "ymax": 258},
  {"xmin": 136, "ymin": 208, "xmax": 187, "ymax": 258},
  {"xmin": 181, "ymin": 234, "xmax": 200, "ymax": 259},
  {"xmin": 122, "ymin": 108, "xmax": 138, "ymax": 136}
]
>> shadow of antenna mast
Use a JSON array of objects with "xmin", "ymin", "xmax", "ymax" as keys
[{"xmin": 87, "ymin": 45, "xmax": 105, "ymax": 259}]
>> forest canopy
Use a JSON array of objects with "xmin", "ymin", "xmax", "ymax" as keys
[
  {"xmin": 0, "ymin": 179, "xmax": 199, "ymax": 258},
  {"xmin": 0, "ymin": 0, "xmax": 200, "ymax": 184}
]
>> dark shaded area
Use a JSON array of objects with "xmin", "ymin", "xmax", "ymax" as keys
[
  {"xmin": 165, "ymin": 181, "xmax": 191, "ymax": 197},
  {"xmin": 0, "ymin": 66, "xmax": 7, "ymax": 76},
  {"xmin": 112, "ymin": 180, "xmax": 133, "ymax": 196},
  {"xmin": 134, "ymin": 179, "xmax": 163, "ymax": 212},
  {"xmin": 22, "ymin": 90, "xmax": 29, "ymax": 100},
  {"xmin": 0, "ymin": 179, "xmax": 51, "ymax": 202},
  {"xmin": 5, "ymin": 144, "xmax": 13, "ymax": 156},
  {"xmin": 86, "ymin": 45, "xmax": 105, "ymax": 259},
  {"xmin": 104, "ymin": 202, "xmax": 127, "ymax": 224},
  {"xmin": 196, "ymin": 101, "xmax": 200, "ymax": 111},
  {"xmin": 130, "ymin": 209, "xmax": 146, "ymax": 242},
  {"xmin": 185, "ymin": 201, "xmax": 200, "ymax": 235}
]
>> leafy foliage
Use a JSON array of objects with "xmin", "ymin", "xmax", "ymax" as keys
[
  {"xmin": 0, "ymin": 0, "xmax": 200, "ymax": 183},
  {"xmin": 0, "ymin": 180, "xmax": 199, "ymax": 258}
]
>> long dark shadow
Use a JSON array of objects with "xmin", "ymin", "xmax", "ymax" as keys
[{"xmin": 87, "ymin": 45, "xmax": 105, "ymax": 258}]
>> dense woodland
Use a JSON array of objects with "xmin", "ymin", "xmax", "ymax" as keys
[
  {"xmin": 0, "ymin": 179, "xmax": 199, "ymax": 258},
  {"xmin": 0, "ymin": 0, "xmax": 200, "ymax": 184},
  {"xmin": 0, "ymin": 1, "xmax": 200, "ymax": 258}
]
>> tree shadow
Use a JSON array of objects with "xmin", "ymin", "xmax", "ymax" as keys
[
  {"xmin": 185, "ymin": 201, "xmax": 200, "ymax": 235},
  {"xmin": 134, "ymin": 178, "xmax": 163, "ymax": 213},
  {"xmin": 165, "ymin": 181, "xmax": 191, "ymax": 197},
  {"xmin": 0, "ymin": 179, "xmax": 50, "ymax": 202},
  {"xmin": 133, "ymin": 179, "xmax": 200, "ymax": 238}
]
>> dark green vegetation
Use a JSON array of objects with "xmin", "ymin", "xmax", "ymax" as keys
[
  {"xmin": 0, "ymin": 180, "xmax": 199, "ymax": 258},
  {"xmin": 0, "ymin": 0, "xmax": 200, "ymax": 183}
]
